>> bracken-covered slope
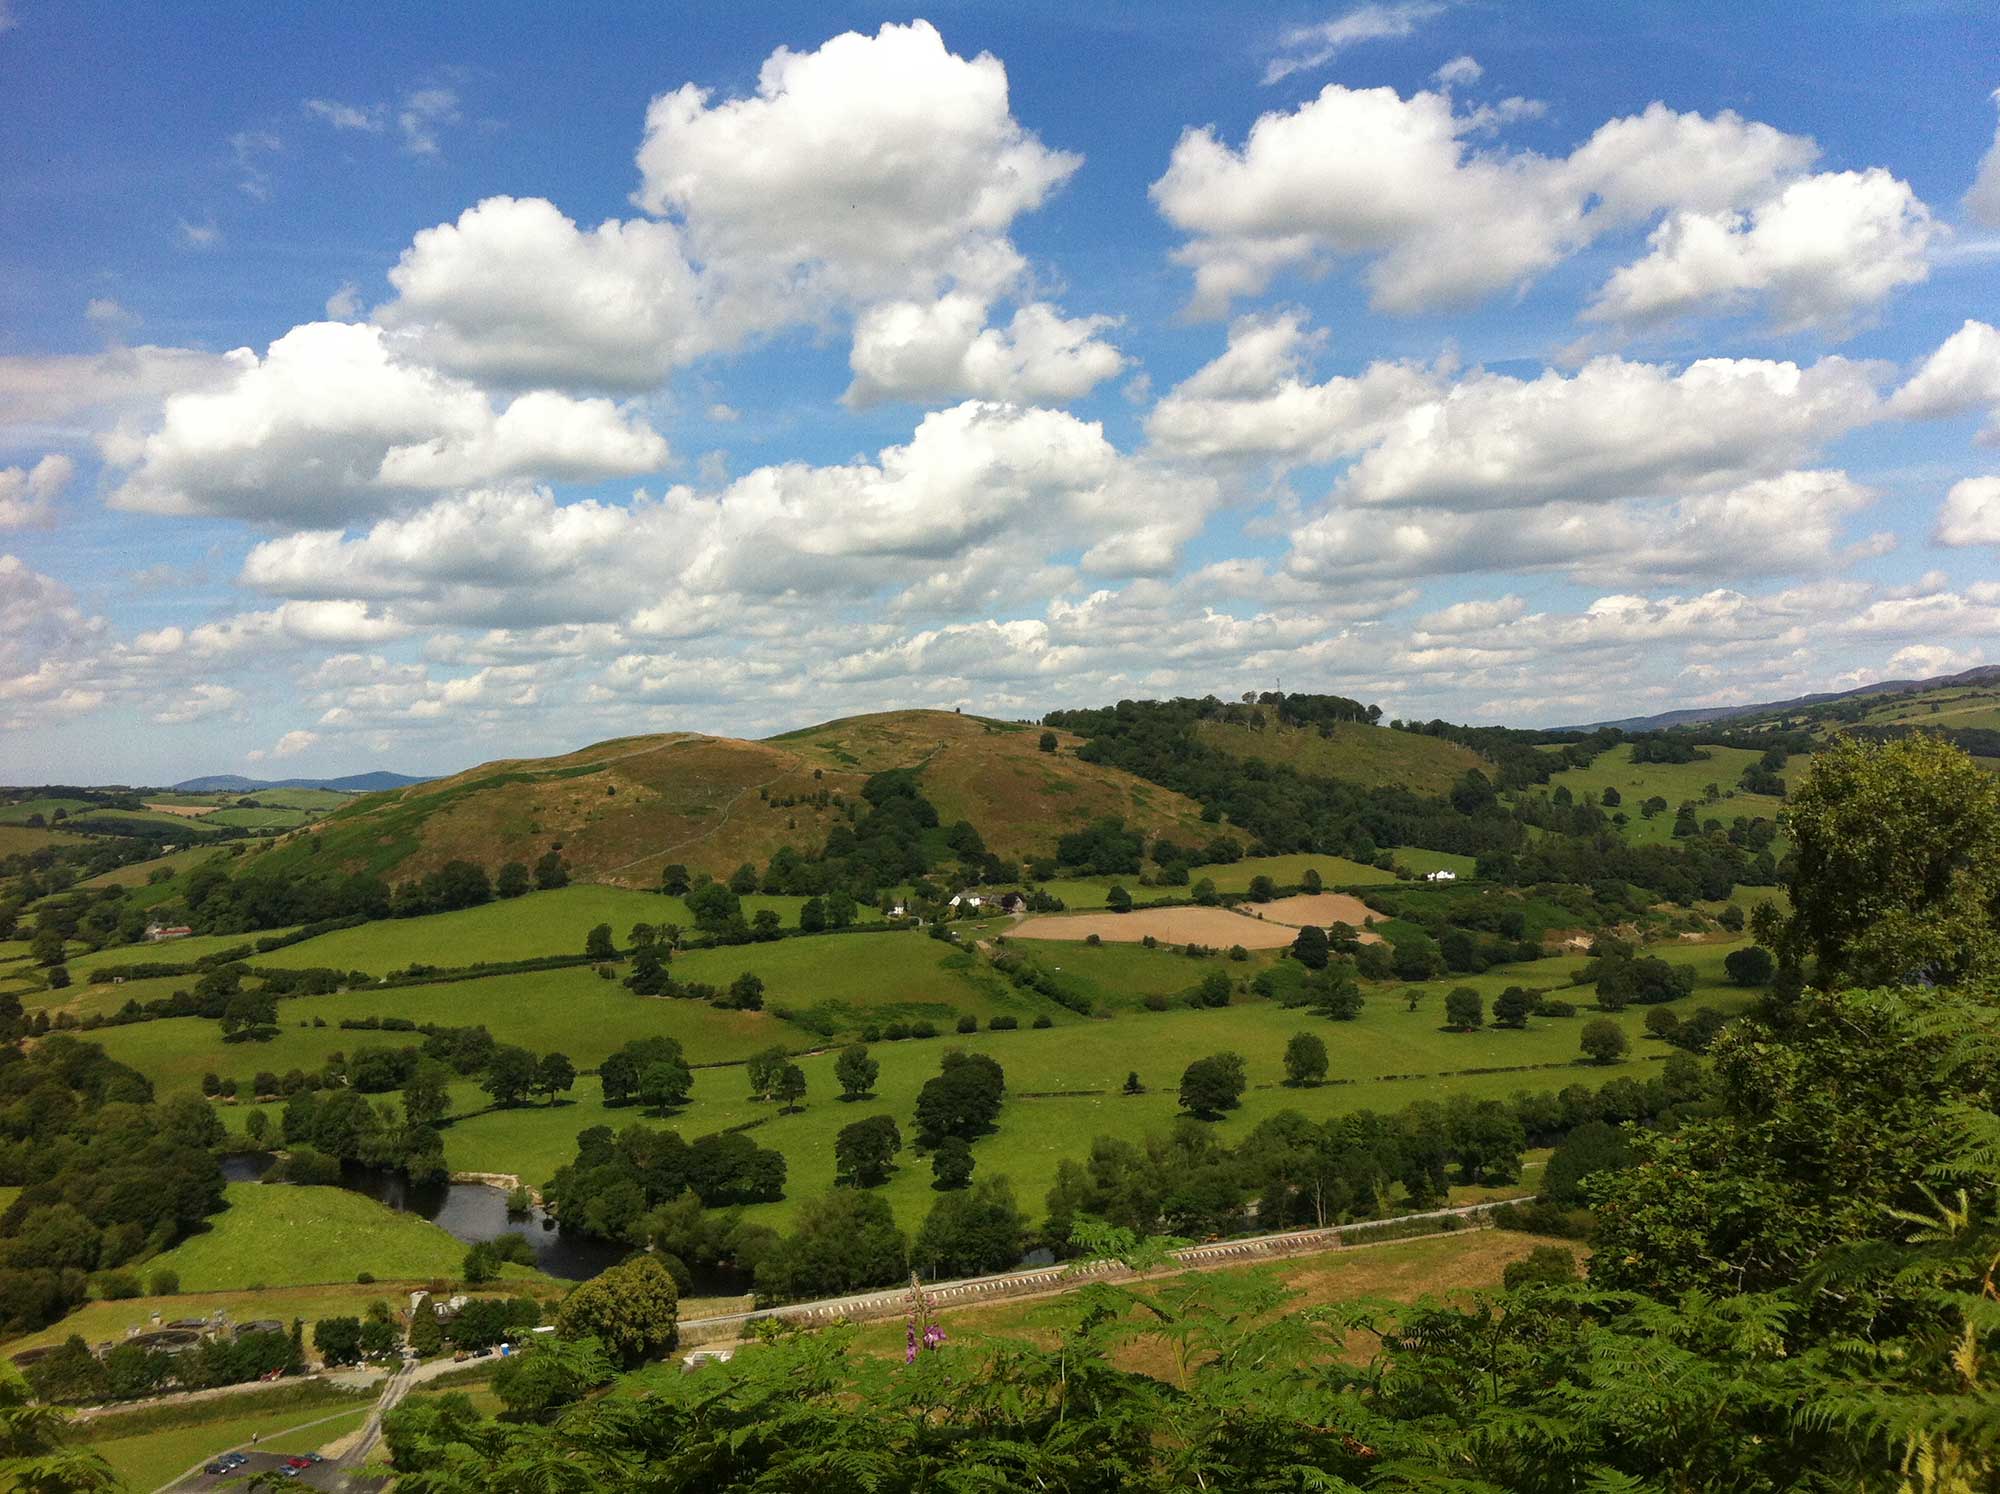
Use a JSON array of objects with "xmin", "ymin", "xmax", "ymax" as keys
[
  {"xmin": 1194, "ymin": 719, "xmax": 1489, "ymax": 795},
  {"xmin": 260, "ymin": 710, "xmax": 1210, "ymax": 888}
]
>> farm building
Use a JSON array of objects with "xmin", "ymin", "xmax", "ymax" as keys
[
  {"xmin": 144, "ymin": 922, "xmax": 193, "ymax": 941},
  {"xmin": 1423, "ymin": 870, "xmax": 1457, "ymax": 882}
]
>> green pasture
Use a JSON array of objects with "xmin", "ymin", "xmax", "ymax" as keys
[
  {"xmin": 92, "ymin": 1019, "xmax": 360, "ymax": 1096},
  {"xmin": 1539, "ymin": 744, "xmax": 1786, "ymax": 847},
  {"xmin": 75, "ymin": 845, "xmax": 233, "ymax": 892},
  {"xmin": 202, "ymin": 806, "xmax": 320, "ymax": 830},
  {"xmin": 146, "ymin": 1182, "xmax": 542, "ymax": 1291},
  {"xmin": 69, "ymin": 806, "xmax": 226, "ymax": 835},
  {"xmin": 1020, "ymin": 852, "xmax": 1395, "ymax": 911},
  {"xmin": 282, "ymin": 963, "xmax": 788, "ymax": 1068},
  {"xmin": 67, "ymin": 929, "xmax": 301, "ymax": 980},
  {"xmin": 1387, "ymin": 847, "xmax": 1480, "ymax": 877},
  {"xmin": 254, "ymin": 884, "xmax": 881, "ymax": 974},
  {"xmin": 0, "ymin": 824, "xmax": 91, "ymax": 854},
  {"xmin": 1195, "ymin": 719, "xmax": 1486, "ymax": 794},
  {"xmin": 428, "ymin": 940, "xmax": 1751, "ymax": 1231},
  {"xmin": 985, "ymin": 937, "xmax": 1281, "ymax": 1012},
  {"xmin": 0, "ymin": 796, "xmax": 98, "ymax": 824},
  {"xmin": 34, "ymin": 972, "xmax": 194, "ymax": 1022}
]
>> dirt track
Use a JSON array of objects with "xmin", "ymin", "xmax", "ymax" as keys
[{"xmin": 1011, "ymin": 907, "xmax": 1298, "ymax": 948}]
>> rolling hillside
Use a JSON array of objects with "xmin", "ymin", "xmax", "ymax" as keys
[
  {"xmin": 251, "ymin": 710, "xmax": 1210, "ymax": 888},
  {"xmin": 1195, "ymin": 719, "xmax": 1488, "ymax": 794}
]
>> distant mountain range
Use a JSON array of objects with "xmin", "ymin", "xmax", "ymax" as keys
[
  {"xmin": 1567, "ymin": 664, "xmax": 2000, "ymax": 733},
  {"xmin": 170, "ymin": 771, "xmax": 435, "ymax": 793}
]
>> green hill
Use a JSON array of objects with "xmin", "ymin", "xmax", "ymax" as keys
[
  {"xmin": 1195, "ymin": 719, "xmax": 1488, "ymax": 794},
  {"xmin": 248, "ymin": 710, "xmax": 1210, "ymax": 889}
]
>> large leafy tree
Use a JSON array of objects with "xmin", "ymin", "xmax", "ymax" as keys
[
  {"xmin": 553, "ymin": 1256, "xmax": 679, "ymax": 1368},
  {"xmin": 1763, "ymin": 732, "xmax": 2000, "ymax": 987}
]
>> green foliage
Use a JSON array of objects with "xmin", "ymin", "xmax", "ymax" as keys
[
  {"xmin": 1770, "ymin": 732, "xmax": 2000, "ymax": 987},
  {"xmin": 1178, "ymin": 1052, "xmax": 1246, "ymax": 1117},
  {"xmin": 835, "ymin": 1114, "xmax": 903, "ymax": 1187},
  {"xmin": 1281, "ymin": 1030, "xmax": 1328, "ymax": 1086},
  {"xmin": 1444, "ymin": 986, "xmax": 1483, "ymax": 1030},
  {"xmin": 910, "ymin": 1175, "xmax": 1027, "ymax": 1277},
  {"xmin": 835, "ymin": 1043, "xmax": 879, "ymax": 1100},
  {"xmin": 1579, "ymin": 1016, "xmax": 1628, "ymax": 1064},
  {"xmin": 553, "ymin": 1256, "xmax": 679, "ymax": 1368}
]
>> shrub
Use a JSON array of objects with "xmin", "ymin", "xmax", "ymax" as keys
[
  {"xmin": 956, "ymin": 1015, "xmax": 978, "ymax": 1034},
  {"xmin": 357, "ymin": 1272, "xmax": 375, "ymax": 1284},
  {"xmin": 1142, "ymin": 993, "xmax": 1170, "ymax": 1012},
  {"xmin": 1502, "ymin": 1244, "xmax": 1579, "ymax": 1290},
  {"xmin": 987, "ymin": 1015, "xmax": 1018, "ymax": 1031},
  {"xmin": 1580, "ymin": 1018, "xmax": 1629, "ymax": 1064},
  {"xmin": 911, "ymin": 1021, "xmax": 938, "ymax": 1039},
  {"xmin": 1444, "ymin": 987, "xmax": 1483, "ymax": 1030},
  {"xmin": 1032, "ymin": 1015, "xmax": 1053, "ymax": 1029}
]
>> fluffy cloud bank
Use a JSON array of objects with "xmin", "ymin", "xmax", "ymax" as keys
[
  {"xmin": 371, "ymin": 21, "xmax": 1119, "ymax": 405},
  {"xmin": 104, "ymin": 322, "xmax": 667, "ymax": 524},
  {"xmin": 1152, "ymin": 87, "xmax": 1932, "ymax": 331}
]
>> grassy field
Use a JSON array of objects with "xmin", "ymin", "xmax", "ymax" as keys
[
  {"xmin": 420, "ymin": 939, "xmax": 1748, "ymax": 1230},
  {"xmin": 65, "ymin": 929, "xmax": 301, "ymax": 981},
  {"xmin": 1017, "ymin": 852, "xmax": 1396, "ymax": 912},
  {"xmin": 93, "ymin": 929, "xmax": 1037, "ymax": 1095},
  {"xmin": 69, "ymin": 806, "xmax": 227, "ymax": 836},
  {"xmin": 1196, "ymin": 720, "xmax": 1488, "ymax": 795},
  {"xmin": 1541, "ymin": 743, "xmax": 1786, "ymax": 845},
  {"xmin": 1388, "ymin": 847, "xmax": 1480, "ymax": 877},
  {"xmin": 253, "ymin": 884, "xmax": 880, "ymax": 974},
  {"xmin": 146, "ymin": 1182, "xmax": 541, "ymax": 1291},
  {"xmin": 0, "ymin": 796, "xmax": 99, "ymax": 824},
  {"xmin": 80, "ymin": 1388, "xmax": 377, "ymax": 1489},
  {"xmin": 75, "ymin": 845, "xmax": 235, "ymax": 891},
  {"xmin": 0, "ymin": 823, "xmax": 92, "ymax": 854},
  {"xmin": 31, "ymin": 971, "xmax": 196, "ymax": 1023},
  {"xmin": 201, "ymin": 805, "xmax": 321, "ymax": 831}
]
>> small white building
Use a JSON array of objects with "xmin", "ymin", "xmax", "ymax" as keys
[{"xmin": 1424, "ymin": 869, "xmax": 1457, "ymax": 882}]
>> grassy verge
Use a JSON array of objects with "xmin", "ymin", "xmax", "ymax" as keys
[{"xmin": 144, "ymin": 1183, "xmax": 546, "ymax": 1292}]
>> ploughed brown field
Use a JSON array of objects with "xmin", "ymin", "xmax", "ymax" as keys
[
  {"xmin": 143, "ymin": 802, "xmax": 218, "ymax": 817},
  {"xmin": 1234, "ymin": 892, "xmax": 1384, "ymax": 940},
  {"xmin": 1011, "ymin": 906, "xmax": 1299, "ymax": 948}
]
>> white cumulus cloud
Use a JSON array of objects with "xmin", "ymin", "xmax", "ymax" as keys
[{"xmin": 104, "ymin": 321, "xmax": 667, "ymax": 524}]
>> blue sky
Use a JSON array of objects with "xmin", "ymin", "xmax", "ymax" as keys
[{"xmin": 3, "ymin": 0, "xmax": 1998, "ymax": 783}]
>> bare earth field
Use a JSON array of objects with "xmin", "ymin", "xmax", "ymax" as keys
[
  {"xmin": 1235, "ymin": 893, "xmax": 1383, "ymax": 938},
  {"xmin": 1012, "ymin": 907, "xmax": 1297, "ymax": 947}
]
